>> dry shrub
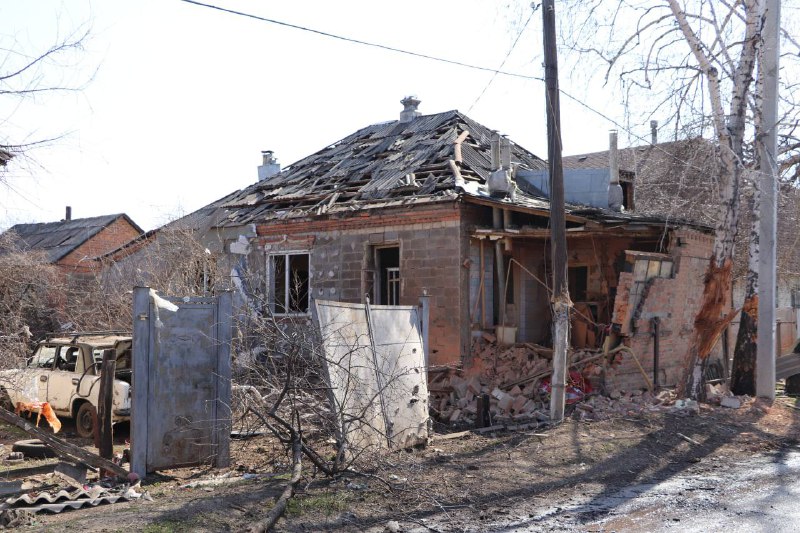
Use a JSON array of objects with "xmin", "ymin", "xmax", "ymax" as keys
[{"xmin": 0, "ymin": 232, "xmax": 65, "ymax": 367}]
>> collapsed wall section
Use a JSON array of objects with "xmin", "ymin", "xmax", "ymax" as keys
[{"xmin": 607, "ymin": 229, "xmax": 716, "ymax": 392}]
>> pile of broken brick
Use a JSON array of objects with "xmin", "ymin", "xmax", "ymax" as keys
[
  {"xmin": 429, "ymin": 337, "xmax": 747, "ymax": 427},
  {"xmin": 429, "ymin": 337, "xmax": 609, "ymax": 426}
]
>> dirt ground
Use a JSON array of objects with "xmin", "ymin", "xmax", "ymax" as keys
[{"xmin": 3, "ymin": 393, "xmax": 800, "ymax": 532}]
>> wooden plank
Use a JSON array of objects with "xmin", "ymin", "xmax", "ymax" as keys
[
  {"xmin": 0, "ymin": 407, "xmax": 128, "ymax": 478},
  {"xmin": 96, "ymin": 349, "xmax": 117, "ymax": 461}
]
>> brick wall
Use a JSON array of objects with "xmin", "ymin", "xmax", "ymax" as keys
[
  {"xmin": 254, "ymin": 203, "xmax": 467, "ymax": 367},
  {"xmin": 606, "ymin": 228, "xmax": 716, "ymax": 392},
  {"xmin": 58, "ymin": 217, "xmax": 142, "ymax": 274}
]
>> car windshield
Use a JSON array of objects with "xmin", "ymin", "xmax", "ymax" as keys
[{"xmin": 30, "ymin": 345, "xmax": 58, "ymax": 369}]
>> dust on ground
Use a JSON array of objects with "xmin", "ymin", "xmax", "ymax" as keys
[{"xmin": 3, "ymin": 394, "xmax": 800, "ymax": 532}]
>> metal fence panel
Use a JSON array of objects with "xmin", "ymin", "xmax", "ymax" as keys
[
  {"xmin": 314, "ymin": 299, "xmax": 428, "ymax": 453},
  {"xmin": 131, "ymin": 287, "xmax": 231, "ymax": 476}
]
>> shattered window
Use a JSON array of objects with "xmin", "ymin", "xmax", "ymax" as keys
[{"xmin": 269, "ymin": 253, "xmax": 310, "ymax": 314}]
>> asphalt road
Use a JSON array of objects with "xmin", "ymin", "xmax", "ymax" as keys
[{"xmin": 486, "ymin": 446, "xmax": 800, "ymax": 532}]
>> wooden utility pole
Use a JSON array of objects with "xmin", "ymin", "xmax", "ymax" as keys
[
  {"xmin": 542, "ymin": 0, "xmax": 570, "ymax": 422},
  {"xmin": 756, "ymin": 0, "xmax": 780, "ymax": 399}
]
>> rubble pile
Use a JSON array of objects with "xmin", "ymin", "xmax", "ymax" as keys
[
  {"xmin": 428, "ymin": 338, "xmax": 741, "ymax": 427},
  {"xmin": 429, "ymin": 337, "xmax": 610, "ymax": 426}
]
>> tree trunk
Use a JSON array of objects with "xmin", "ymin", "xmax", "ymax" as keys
[
  {"xmin": 667, "ymin": 0, "xmax": 760, "ymax": 400},
  {"xmin": 682, "ymin": 258, "xmax": 734, "ymax": 399},
  {"xmin": 731, "ymin": 189, "xmax": 760, "ymax": 395},
  {"xmin": 731, "ymin": 296, "xmax": 758, "ymax": 395}
]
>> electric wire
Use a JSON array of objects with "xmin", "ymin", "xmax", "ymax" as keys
[
  {"xmin": 467, "ymin": 8, "xmax": 536, "ymax": 114},
  {"xmin": 179, "ymin": 0, "xmax": 542, "ymax": 82},
  {"xmin": 179, "ymin": 0, "xmax": 714, "ymax": 178}
]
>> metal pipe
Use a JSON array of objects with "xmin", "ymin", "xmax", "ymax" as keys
[{"xmin": 652, "ymin": 317, "xmax": 660, "ymax": 390}]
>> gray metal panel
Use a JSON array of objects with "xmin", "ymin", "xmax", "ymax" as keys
[
  {"xmin": 368, "ymin": 304, "xmax": 429, "ymax": 449},
  {"xmin": 517, "ymin": 168, "xmax": 611, "ymax": 209},
  {"xmin": 214, "ymin": 291, "xmax": 233, "ymax": 468},
  {"xmin": 131, "ymin": 289, "xmax": 232, "ymax": 475},
  {"xmin": 315, "ymin": 300, "xmax": 387, "ymax": 453},
  {"xmin": 314, "ymin": 300, "xmax": 428, "ymax": 452},
  {"xmin": 131, "ymin": 287, "xmax": 151, "ymax": 478}
]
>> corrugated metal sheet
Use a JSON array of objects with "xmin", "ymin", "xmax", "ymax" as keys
[{"xmin": 1, "ymin": 486, "xmax": 141, "ymax": 514}]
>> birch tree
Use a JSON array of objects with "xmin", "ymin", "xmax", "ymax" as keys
[{"xmin": 561, "ymin": 0, "xmax": 800, "ymax": 398}]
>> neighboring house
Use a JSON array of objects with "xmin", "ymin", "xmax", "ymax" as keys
[
  {"xmin": 113, "ymin": 99, "xmax": 716, "ymax": 392},
  {"xmin": 2, "ymin": 210, "xmax": 144, "ymax": 278}
]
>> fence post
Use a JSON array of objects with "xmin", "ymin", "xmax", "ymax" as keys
[
  {"xmin": 96, "ymin": 348, "xmax": 117, "ymax": 462},
  {"xmin": 419, "ymin": 291, "xmax": 430, "ymax": 367}
]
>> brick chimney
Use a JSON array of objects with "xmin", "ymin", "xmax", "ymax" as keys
[
  {"xmin": 399, "ymin": 96, "xmax": 421, "ymax": 123},
  {"xmin": 608, "ymin": 130, "xmax": 624, "ymax": 212},
  {"xmin": 257, "ymin": 150, "xmax": 280, "ymax": 182}
]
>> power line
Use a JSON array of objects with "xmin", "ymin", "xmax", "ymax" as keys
[
  {"xmin": 179, "ymin": 0, "xmax": 543, "ymax": 82},
  {"xmin": 468, "ymin": 8, "xmax": 536, "ymax": 113},
  {"xmin": 180, "ymin": 0, "xmax": 713, "ymax": 177}
]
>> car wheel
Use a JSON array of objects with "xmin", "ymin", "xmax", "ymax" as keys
[
  {"xmin": 12, "ymin": 439, "xmax": 58, "ymax": 459},
  {"xmin": 75, "ymin": 402, "xmax": 97, "ymax": 439}
]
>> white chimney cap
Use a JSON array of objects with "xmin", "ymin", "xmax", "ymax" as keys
[{"xmin": 399, "ymin": 96, "xmax": 421, "ymax": 123}]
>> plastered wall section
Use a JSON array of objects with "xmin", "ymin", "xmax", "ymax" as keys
[
  {"xmin": 254, "ymin": 204, "xmax": 468, "ymax": 367},
  {"xmin": 606, "ymin": 229, "xmax": 715, "ymax": 392}
]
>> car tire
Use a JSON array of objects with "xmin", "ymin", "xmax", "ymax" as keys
[
  {"xmin": 75, "ymin": 402, "xmax": 97, "ymax": 439},
  {"xmin": 11, "ymin": 439, "xmax": 58, "ymax": 459}
]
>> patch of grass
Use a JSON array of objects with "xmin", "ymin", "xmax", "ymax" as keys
[{"xmin": 287, "ymin": 491, "xmax": 348, "ymax": 517}]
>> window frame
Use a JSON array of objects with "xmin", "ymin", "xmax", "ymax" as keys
[
  {"xmin": 374, "ymin": 245, "xmax": 401, "ymax": 306},
  {"xmin": 266, "ymin": 251, "xmax": 311, "ymax": 316}
]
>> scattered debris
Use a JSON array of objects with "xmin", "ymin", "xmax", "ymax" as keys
[
  {"xmin": 677, "ymin": 433, "xmax": 701, "ymax": 446},
  {"xmin": 429, "ymin": 338, "xmax": 618, "ymax": 426},
  {"xmin": 0, "ymin": 407, "xmax": 128, "ymax": 478},
  {"xmin": 720, "ymin": 396, "xmax": 743, "ymax": 409},
  {"xmin": 0, "ymin": 508, "xmax": 34, "ymax": 529},
  {"xmin": 12, "ymin": 439, "xmax": 58, "ymax": 460}
]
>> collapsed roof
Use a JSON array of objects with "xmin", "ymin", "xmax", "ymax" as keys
[{"xmin": 210, "ymin": 109, "xmax": 709, "ymax": 233}]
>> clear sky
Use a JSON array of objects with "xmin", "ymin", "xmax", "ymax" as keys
[{"xmin": 0, "ymin": 0, "xmax": 625, "ymax": 231}]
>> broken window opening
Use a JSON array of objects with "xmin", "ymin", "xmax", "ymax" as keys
[
  {"xmin": 268, "ymin": 252, "xmax": 310, "ymax": 314},
  {"xmin": 568, "ymin": 266, "xmax": 589, "ymax": 302},
  {"xmin": 493, "ymin": 252, "xmax": 515, "ymax": 322},
  {"xmin": 377, "ymin": 246, "xmax": 400, "ymax": 305}
]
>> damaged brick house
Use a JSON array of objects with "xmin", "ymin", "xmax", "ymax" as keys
[
  {"xmin": 118, "ymin": 99, "xmax": 716, "ymax": 392},
  {"xmin": 564, "ymin": 131, "xmax": 800, "ymax": 358}
]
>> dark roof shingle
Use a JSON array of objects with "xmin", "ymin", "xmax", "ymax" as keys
[{"xmin": 6, "ymin": 214, "xmax": 142, "ymax": 263}]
